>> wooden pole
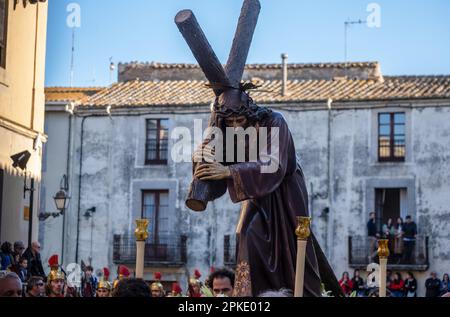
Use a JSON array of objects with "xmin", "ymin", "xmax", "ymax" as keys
[
  {"xmin": 377, "ymin": 239, "xmax": 389, "ymax": 298},
  {"xmin": 135, "ymin": 219, "xmax": 149, "ymax": 279},
  {"xmin": 294, "ymin": 217, "xmax": 311, "ymax": 297}
]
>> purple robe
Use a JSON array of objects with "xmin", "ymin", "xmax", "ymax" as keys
[{"xmin": 226, "ymin": 111, "xmax": 323, "ymax": 297}]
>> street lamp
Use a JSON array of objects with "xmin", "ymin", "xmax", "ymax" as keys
[
  {"xmin": 54, "ymin": 190, "xmax": 69, "ymax": 214},
  {"xmin": 39, "ymin": 187, "xmax": 70, "ymax": 221}
]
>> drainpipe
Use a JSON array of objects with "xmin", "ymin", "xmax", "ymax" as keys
[
  {"xmin": 61, "ymin": 105, "xmax": 74, "ymax": 264},
  {"xmin": 75, "ymin": 116, "xmax": 87, "ymax": 264},
  {"xmin": 326, "ymin": 98, "xmax": 333, "ymax": 259},
  {"xmin": 281, "ymin": 53, "xmax": 288, "ymax": 96}
]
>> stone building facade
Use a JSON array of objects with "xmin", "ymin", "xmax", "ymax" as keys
[
  {"xmin": 0, "ymin": 0, "xmax": 48, "ymax": 245},
  {"xmin": 43, "ymin": 61, "xmax": 450, "ymax": 295}
]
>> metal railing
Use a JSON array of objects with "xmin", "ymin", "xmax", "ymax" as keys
[
  {"xmin": 113, "ymin": 234, "xmax": 187, "ymax": 266},
  {"xmin": 224, "ymin": 235, "xmax": 237, "ymax": 267},
  {"xmin": 348, "ymin": 235, "xmax": 429, "ymax": 271}
]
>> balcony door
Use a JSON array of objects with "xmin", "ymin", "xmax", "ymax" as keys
[
  {"xmin": 141, "ymin": 190, "xmax": 169, "ymax": 244},
  {"xmin": 375, "ymin": 188, "xmax": 407, "ymax": 231}
]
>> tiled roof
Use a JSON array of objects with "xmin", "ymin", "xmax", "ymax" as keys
[
  {"xmin": 45, "ymin": 87, "xmax": 105, "ymax": 103},
  {"xmin": 118, "ymin": 61, "xmax": 379, "ymax": 70},
  {"xmin": 81, "ymin": 76, "xmax": 450, "ymax": 107}
]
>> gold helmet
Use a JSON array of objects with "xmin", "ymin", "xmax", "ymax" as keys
[
  {"xmin": 151, "ymin": 272, "xmax": 164, "ymax": 292},
  {"xmin": 97, "ymin": 267, "xmax": 111, "ymax": 291},
  {"xmin": 189, "ymin": 269, "xmax": 202, "ymax": 287},
  {"xmin": 47, "ymin": 255, "xmax": 65, "ymax": 283},
  {"xmin": 113, "ymin": 265, "xmax": 131, "ymax": 289}
]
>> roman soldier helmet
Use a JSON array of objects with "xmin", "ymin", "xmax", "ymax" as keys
[
  {"xmin": 118, "ymin": 265, "xmax": 130, "ymax": 279},
  {"xmin": 47, "ymin": 254, "xmax": 65, "ymax": 284},
  {"xmin": 172, "ymin": 282, "xmax": 182, "ymax": 297},
  {"xmin": 97, "ymin": 267, "xmax": 111, "ymax": 291},
  {"xmin": 113, "ymin": 265, "xmax": 131, "ymax": 289},
  {"xmin": 189, "ymin": 269, "xmax": 202, "ymax": 287},
  {"xmin": 151, "ymin": 272, "xmax": 164, "ymax": 292}
]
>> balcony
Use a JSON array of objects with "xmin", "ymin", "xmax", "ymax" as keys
[
  {"xmin": 348, "ymin": 235, "xmax": 429, "ymax": 271},
  {"xmin": 113, "ymin": 234, "xmax": 187, "ymax": 267}
]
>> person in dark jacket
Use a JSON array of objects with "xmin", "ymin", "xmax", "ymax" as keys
[
  {"xmin": 425, "ymin": 272, "xmax": 442, "ymax": 297},
  {"xmin": 22, "ymin": 241, "xmax": 46, "ymax": 279},
  {"xmin": 367, "ymin": 212, "xmax": 380, "ymax": 262},
  {"xmin": 404, "ymin": 271, "xmax": 417, "ymax": 297},
  {"xmin": 402, "ymin": 215, "xmax": 417, "ymax": 264},
  {"xmin": 351, "ymin": 269, "xmax": 366, "ymax": 296},
  {"xmin": 0, "ymin": 242, "xmax": 14, "ymax": 270}
]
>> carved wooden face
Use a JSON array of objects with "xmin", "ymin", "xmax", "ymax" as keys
[{"xmin": 224, "ymin": 115, "xmax": 248, "ymax": 129}]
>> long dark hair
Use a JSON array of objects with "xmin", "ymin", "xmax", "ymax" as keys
[{"xmin": 1, "ymin": 241, "xmax": 13, "ymax": 254}]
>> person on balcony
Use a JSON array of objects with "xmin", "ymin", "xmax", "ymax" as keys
[
  {"xmin": 425, "ymin": 272, "xmax": 442, "ymax": 297},
  {"xmin": 388, "ymin": 272, "xmax": 405, "ymax": 297},
  {"xmin": 393, "ymin": 217, "xmax": 404, "ymax": 264},
  {"xmin": 367, "ymin": 212, "xmax": 380, "ymax": 263},
  {"xmin": 402, "ymin": 215, "xmax": 417, "ymax": 264},
  {"xmin": 382, "ymin": 218, "xmax": 396, "ymax": 259},
  {"xmin": 339, "ymin": 272, "xmax": 353, "ymax": 296},
  {"xmin": 351, "ymin": 269, "xmax": 366, "ymax": 297},
  {"xmin": 441, "ymin": 273, "xmax": 450, "ymax": 296},
  {"xmin": 404, "ymin": 272, "xmax": 417, "ymax": 297}
]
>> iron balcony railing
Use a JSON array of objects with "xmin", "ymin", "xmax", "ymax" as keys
[
  {"xmin": 113, "ymin": 234, "xmax": 187, "ymax": 267},
  {"xmin": 224, "ymin": 235, "xmax": 237, "ymax": 267},
  {"xmin": 348, "ymin": 235, "xmax": 429, "ymax": 271}
]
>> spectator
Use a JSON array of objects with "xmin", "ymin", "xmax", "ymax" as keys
[
  {"xmin": 404, "ymin": 272, "xmax": 417, "ymax": 297},
  {"xmin": 382, "ymin": 218, "xmax": 395, "ymax": 239},
  {"xmin": 16, "ymin": 257, "xmax": 28, "ymax": 283},
  {"xmin": 393, "ymin": 217, "xmax": 404, "ymax": 263},
  {"xmin": 81, "ymin": 265, "xmax": 97, "ymax": 297},
  {"xmin": 351, "ymin": 269, "xmax": 366, "ymax": 297},
  {"xmin": 441, "ymin": 273, "xmax": 450, "ymax": 296},
  {"xmin": 388, "ymin": 272, "xmax": 404, "ymax": 297},
  {"xmin": 22, "ymin": 241, "xmax": 45, "ymax": 279},
  {"xmin": 367, "ymin": 212, "xmax": 380, "ymax": 262},
  {"xmin": 0, "ymin": 272, "xmax": 22, "ymax": 297},
  {"xmin": 13, "ymin": 241, "xmax": 25, "ymax": 259},
  {"xmin": 402, "ymin": 215, "xmax": 417, "ymax": 264},
  {"xmin": 339, "ymin": 272, "xmax": 353, "ymax": 296},
  {"xmin": 26, "ymin": 276, "xmax": 46, "ymax": 297},
  {"xmin": 0, "ymin": 242, "xmax": 15, "ymax": 270},
  {"xmin": 425, "ymin": 272, "xmax": 442, "ymax": 297},
  {"xmin": 207, "ymin": 268, "xmax": 235, "ymax": 297},
  {"xmin": 112, "ymin": 278, "xmax": 151, "ymax": 297}
]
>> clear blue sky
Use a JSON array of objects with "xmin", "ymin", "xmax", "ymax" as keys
[{"xmin": 45, "ymin": 0, "xmax": 450, "ymax": 87}]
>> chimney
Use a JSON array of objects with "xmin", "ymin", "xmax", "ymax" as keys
[{"xmin": 281, "ymin": 53, "xmax": 288, "ymax": 96}]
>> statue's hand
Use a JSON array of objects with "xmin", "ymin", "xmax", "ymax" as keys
[
  {"xmin": 195, "ymin": 162, "xmax": 231, "ymax": 181},
  {"xmin": 192, "ymin": 145, "xmax": 215, "ymax": 163}
]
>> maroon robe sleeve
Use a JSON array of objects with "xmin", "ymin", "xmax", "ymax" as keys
[{"xmin": 227, "ymin": 115, "xmax": 291, "ymax": 203}]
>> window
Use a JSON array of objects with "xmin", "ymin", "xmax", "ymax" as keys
[
  {"xmin": 0, "ymin": 0, "xmax": 8, "ymax": 68},
  {"xmin": 145, "ymin": 119, "xmax": 169, "ymax": 165},
  {"xmin": 141, "ymin": 190, "xmax": 169, "ymax": 243},
  {"xmin": 378, "ymin": 112, "xmax": 405, "ymax": 162}
]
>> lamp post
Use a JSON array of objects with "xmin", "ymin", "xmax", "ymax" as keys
[
  {"xmin": 38, "ymin": 189, "xmax": 70, "ymax": 221},
  {"xmin": 134, "ymin": 219, "xmax": 149, "ymax": 279},
  {"xmin": 377, "ymin": 239, "xmax": 390, "ymax": 297},
  {"xmin": 294, "ymin": 216, "xmax": 311, "ymax": 297}
]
